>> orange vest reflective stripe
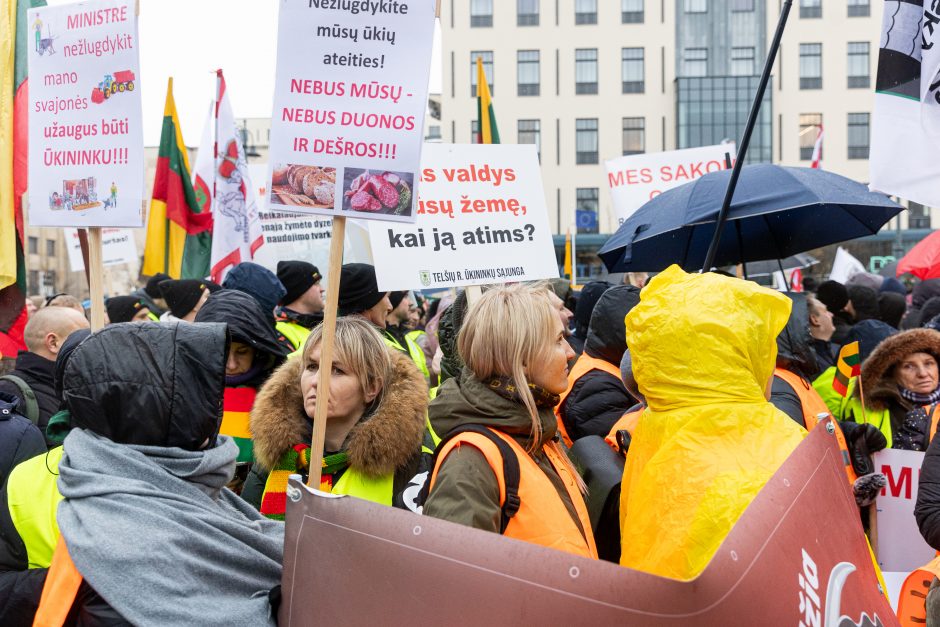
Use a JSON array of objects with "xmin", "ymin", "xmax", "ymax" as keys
[
  {"xmin": 605, "ymin": 408, "xmax": 644, "ymax": 453},
  {"xmin": 554, "ymin": 354, "xmax": 623, "ymax": 448},
  {"xmin": 429, "ymin": 428, "xmax": 598, "ymax": 559},
  {"xmin": 33, "ymin": 536, "xmax": 82, "ymax": 627},
  {"xmin": 930, "ymin": 405, "xmax": 940, "ymax": 444},
  {"xmin": 897, "ymin": 555, "xmax": 940, "ymax": 627},
  {"xmin": 774, "ymin": 368, "xmax": 858, "ymax": 484}
]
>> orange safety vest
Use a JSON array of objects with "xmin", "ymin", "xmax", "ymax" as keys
[
  {"xmin": 554, "ymin": 354, "xmax": 623, "ymax": 448},
  {"xmin": 33, "ymin": 536, "xmax": 83, "ymax": 627},
  {"xmin": 429, "ymin": 427, "xmax": 598, "ymax": 559},
  {"xmin": 605, "ymin": 407, "xmax": 644, "ymax": 454},
  {"xmin": 774, "ymin": 368, "xmax": 858, "ymax": 484}
]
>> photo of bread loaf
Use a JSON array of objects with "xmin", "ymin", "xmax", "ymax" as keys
[{"xmin": 269, "ymin": 163, "xmax": 336, "ymax": 209}]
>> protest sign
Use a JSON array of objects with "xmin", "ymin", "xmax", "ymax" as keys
[
  {"xmin": 279, "ymin": 421, "xmax": 894, "ymax": 626},
  {"xmin": 368, "ymin": 143, "xmax": 558, "ymax": 291},
  {"xmin": 605, "ymin": 144, "xmax": 735, "ymax": 225},
  {"xmin": 64, "ymin": 227, "xmax": 137, "ymax": 272},
  {"xmin": 27, "ymin": 0, "xmax": 144, "ymax": 228},
  {"xmin": 874, "ymin": 448, "xmax": 934, "ymax": 573},
  {"xmin": 265, "ymin": 0, "xmax": 435, "ymax": 223}
]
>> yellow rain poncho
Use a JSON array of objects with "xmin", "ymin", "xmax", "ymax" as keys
[{"xmin": 619, "ymin": 265, "xmax": 806, "ymax": 580}]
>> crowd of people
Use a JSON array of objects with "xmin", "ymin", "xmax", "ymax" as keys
[{"xmin": 4, "ymin": 260, "xmax": 940, "ymax": 623}]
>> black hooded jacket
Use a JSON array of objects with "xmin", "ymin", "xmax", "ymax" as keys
[
  {"xmin": 568, "ymin": 281, "xmax": 611, "ymax": 356},
  {"xmin": 0, "ymin": 352, "xmax": 59, "ymax": 444},
  {"xmin": 771, "ymin": 293, "xmax": 820, "ymax": 427},
  {"xmin": 902, "ymin": 280, "xmax": 940, "ymax": 329},
  {"xmin": 559, "ymin": 286, "xmax": 640, "ymax": 441}
]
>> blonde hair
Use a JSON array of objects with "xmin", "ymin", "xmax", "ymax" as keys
[{"xmin": 302, "ymin": 317, "xmax": 392, "ymax": 406}]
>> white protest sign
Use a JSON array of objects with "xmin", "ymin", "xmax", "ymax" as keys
[
  {"xmin": 27, "ymin": 0, "xmax": 144, "ymax": 227},
  {"xmin": 874, "ymin": 448, "xmax": 934, "ymax": 573},
  {"xmin": 604, "ymin": 144, "xmax": 735, "ymax": 225},
  {"xmin": 64, "ymin": 227, "xmax": 138, "ymax": 271},
  {"xmin": 265, "ymin": 0, "xmax": 435, "ymax": 223},
  {"xmin": 368, "ymin": 143, "xmax": 558, "ymax": 291}
]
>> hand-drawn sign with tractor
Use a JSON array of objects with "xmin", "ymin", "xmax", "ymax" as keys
[{"xmin": 90, "ymin": 70, "xmax": 135, "ymax": 104}]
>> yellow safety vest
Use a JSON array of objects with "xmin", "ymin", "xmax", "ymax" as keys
[
  {"xmin": 276, "ymin": 320, "xmax": 312, "ymax": 352},
  {"xmin": 384, "ymin": 331, "xmax": 430, "ymax": 382},
  {"xmin": 7, "ymin": 447, "xmax": 64, "ymax": 569}
]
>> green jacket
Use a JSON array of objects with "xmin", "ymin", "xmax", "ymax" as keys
[
  {"xmin": 424, "ymin": 373, "xmax": 586, "ymax": 537},
  {"xmin": 813, "ymin": 367, "xmax": 894, "ymax": 448}
]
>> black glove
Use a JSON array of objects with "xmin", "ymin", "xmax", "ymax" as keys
[{"xmin": 839, "ymin": 421, "xmax": 888, "ymax": 477}]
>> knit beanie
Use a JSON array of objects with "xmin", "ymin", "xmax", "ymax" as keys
[
  {"xmin": 388, "ymin": 291, "xmax": 408, "ymax": 310},
  {"xmin": 144, "ymin": 272, "xmax": 171, "ymax": 299},
  {"xmin": 277, "ymin": 260, "xmax": 322, "ymax": 306},
  {"xmin": 106, "ymin": 295, "xmax": 145, "ymax": 323},
  {"xmin": 816, "ymin": 280, "xmax": 849, "ymax": 314},
  {"xmin": 222, "ymin": 262, "xmax": 287, "ymax": 314},
  {"xmin": 159, "ymin": 279, "xmax": 207, "ymax": 319},
  {"xmin": 338, "ymin": 263, "xmax": 385, "ymax": 316}
]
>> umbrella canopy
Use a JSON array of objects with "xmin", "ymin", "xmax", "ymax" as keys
[
  {"xmin": 598, "ymin": 164, "xmax": 903, "ymax": 273},
  {"xmin": 897, "ymin": 230, "xmax": 940, "ymax": 280},
  {"xmin": 742, "ymin": 253, "xmax": 818, "ymax": 278}
]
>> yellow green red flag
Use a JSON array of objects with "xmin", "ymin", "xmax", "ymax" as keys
[
  {"xmin": 475, "ymin": 56, "xmax": 499, "ymax": 144},
  {"xmin": 833, "ymin": 340, "xmax": 861, "ymax": 398}
]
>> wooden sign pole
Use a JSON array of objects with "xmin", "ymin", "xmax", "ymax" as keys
[
  {"xmin": 307, "ymin": 216, "xmax": 346, "ymax": 488},
  {"xmin": 87, "ymin": 227, "xmax": 106, "ymax": 330}
]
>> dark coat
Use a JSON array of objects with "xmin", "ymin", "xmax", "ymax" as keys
[
  {"xmin": 916, "ymin": 430, "xmax": 940, "ymax": 550},
  {"xmin": 569, "ymin": 281, "xmax": 612, "ymax": 357},
  {"xmin": 559, "ymin": 286, "xmax": 640, "ymax": 441},
  {"xmin": 0, "ymin": 351, "xmax": 59, "ymax": 444},
  {"xmin": 0, "ymin": 393, "xmax": 45, "ymax": 486},
  {"xmin": 776, "ymin": 293, "xmax": 818, "ymax": 379}
]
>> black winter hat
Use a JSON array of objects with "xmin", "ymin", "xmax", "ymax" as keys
[
  {"xmin": 106, "ymin": 295, "xmax": 145, "ymax": 323},
  {"xmin": 222, "ymin": 262, "xmax": 286, "ymax": 314},
  {"xmin": 338, "ymin": 263, "xmax": 386, "ymax": 316},
  {"xmin": 277, "ymin": 260, "xmax": 321, "ymax": 306},
  {"xmin": 388, "ymin": 291, "xmax": 408, "ymax": 310},
  {"xmin": 144, "ymin": 272, "xmax": 171, "ymax": 299},
  {"xmin": 816, "ymin": 280, "xmax": 849, "ymax": 314},
  {"xmin": 159, "ymin": 279, "xmax": 207, "ymax": 319},
  {"xmin": 847, "ymin": 285, "xmax": 880, "ymax": 322}
]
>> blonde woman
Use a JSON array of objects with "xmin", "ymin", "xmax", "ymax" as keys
[
  {"xmin": 245, "ymin": 317, "xmax": 430, "ymax": 518},
  {"xmin": 423, "ymin": 284, "xmax": 597, "ymax": 559}
]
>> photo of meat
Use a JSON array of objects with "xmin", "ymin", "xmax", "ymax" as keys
[
  {"xmin": 269, "ymin": 164, "xmax": 336, "ymax": 209},
  {"xmin": 342, "ymin": 168, "xmax": 414, "ymax": 217}
]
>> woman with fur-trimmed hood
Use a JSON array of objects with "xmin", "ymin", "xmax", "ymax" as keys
[
  {"xmin": 854, "ymin": 328, "xmax": 940, "ymax": 450},
  {"xmin": 243, "ymin": 317, "xmax": 431, "ymax": 518}
]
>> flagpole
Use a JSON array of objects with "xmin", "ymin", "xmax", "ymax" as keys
[{"xmin": 702, "ymin": 0, "xmax": 793, "ymax": 272}]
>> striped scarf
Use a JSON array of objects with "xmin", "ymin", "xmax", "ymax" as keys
[
  {"xmin": 220, "ymin": 387, "xmax": 256, "ymax": 464},
  {"xmin": 259, "ymin": 444, "xmax": 349, "ymax": 520},
  {"xmin": 898, "ymin": 385, "xmax": 940, "ymax": 406}
]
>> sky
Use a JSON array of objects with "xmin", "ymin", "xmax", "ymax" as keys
[{"xmin": 47, "ymin": 0, "xmax": 443, "ymax": 146}]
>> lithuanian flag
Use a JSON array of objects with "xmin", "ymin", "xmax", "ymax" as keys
[
  {"xmin": 833, "ymin": 340, "xmax": 861, "ymax": 398},
  {"xmin": 0, "ymin": 0, "xmax": 45, "ymax": 358},
  {"xmin": 475, "ymin": 56, "xmax": 500, "ymax": 144},
  {"xmin": 142, "ymin": 78, "xmax": 212, "ymax": 279},
  {"xmin": 220, "ymin": 386, "xmax": 255, "ymax": 463}
]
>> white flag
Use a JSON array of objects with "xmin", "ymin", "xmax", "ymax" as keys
[
  {"xmin": 193, "ymin": 70, "xmax": 264, "ymax": 283},
  {"xmin": 829, "ymin": 247, "xmax": 866, "ymax": 284}
]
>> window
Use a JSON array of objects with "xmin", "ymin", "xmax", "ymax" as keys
[
  {"xmin": 622, "ymin": 117, "xmax": 645, "ymax": 155},
  {"xmin": 575, "ymin": 49, "xmax": 598, "ymax": 94},
  {"xmin": 46, "ymin": 239, "xmax": 55, "ymax": 257},
  {"xmin": 576, "ymin": 118, "xmax": 599, "ymax": 164},
  {"xmin": 518, "ymin": 119, "xmax": 541, "ymax": 160},
  {"xmin": 910, "ymin": 202, "xmax": 932, "ymax": 230},
  {"xmin": 576, "ymin": 189, "xmax": 600, "ymax": 234},
  {"xmin": 44, "ymin": 270, "xmax": 56, "ymax": 291},
  {"xmin": 427, "ymin": 125, "xmax": 441, "ymax": 140},
  {"xmin": 799, "ymin": 43, "xmax": 822, "ymax": 89},
  {"xmin": 799, "ymin": 113, "xmax": 822, "ymax": 160},
  {"xmin": 684, "ymin": 48, "xmax": 707, "ymax": 77},
  {"xmin": 28, "ymin": 236, "xmax": 38, "ymax": 255},
  {"xmin": 470, "ymin": 51, "xmax": 494, "ymax": 97},
  {"xmin": 684, "ymin": 0, "xmax": 707, "ymax": 13},
  {"xmin": 517, "ymin": 0, "xmax": 538, "ymax": 25},
  {"xmin": 622, "ymin": 0, "xmax": 643, "ymax": 22},
  {"xmin": 847, "ymin": 42, "xmax": 870, "ymax": 88},
  {"xmin": 848, "ymin": 112, "xmax": 870, "ymax": 159},
  {"xmin": 731, "ymin": 47, "xmax": 755, "ymax": 76},
  {"xmin": 517, "ymin": 50, "xmax": 540, "ymax": 96},
  {"xmin": 470, "ymin": 0, "xmax": 493, "ymax": 27},
  {"xmin": 800, "ymin": 0, "xmax": 821, "ymax": 18},
  {"xmin": 731, "ymin": 0, "xmax": 754, "ymax": 10},
  {"xmin": 848, "ymin": 0, "xmax": 869, "ymax": 17},
  {"xmin": 621, "ymin": 48, "xmax": 645, "ymax": 93},
  {"xmin": 471, "ymin": 120, "xmax": 480, "ymax": 144},
  {"xmin": 575, "ymin": 0, "xmax": 597, "ymax": 24}
]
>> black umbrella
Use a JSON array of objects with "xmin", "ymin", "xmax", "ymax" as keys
[
  {"xmin": 598, "ymin": 165, "xmax": 903, "ymax": 273},
  {"xmin": 743, "ymin": 253, "xmax": 818, "ymax": 278}
]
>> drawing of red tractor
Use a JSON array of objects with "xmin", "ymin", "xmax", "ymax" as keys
[{"xmin": 90, "ymin": 70, "xmax": 135, "ymax": 104}]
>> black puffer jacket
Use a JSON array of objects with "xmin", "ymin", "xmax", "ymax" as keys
[
  {"xmin": 771, "ymin": 293, "xmax": 819, "ymax": 427},
  {"xmin": 0, "ymin": 352, "xmax": 59, "ymax": 444},
  {"xmin": 0, "ymin": 393, "xmax": 45, "ymax": 485},
  {"xmin": 559, "ymin": 286, "xmax": 640, "ymax": 441},
  {"xmin": 568, "ymin": 281, "xmax": 611, "ymax": 356}
]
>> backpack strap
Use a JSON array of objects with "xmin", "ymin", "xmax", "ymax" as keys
[
  {"xmin": 0, "ymin": 374, "xmax": 39, "ymax": 427},
  {"xmin": 421, "ymin": 424, "xmax": 521, "ymax": 533}
]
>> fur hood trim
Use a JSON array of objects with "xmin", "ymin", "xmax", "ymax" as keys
[
  {"xmin": 860, "ymin": 329, "xmax": 940, "ymax": 409},
  {"xmin": 250, "ymin": 349, "xmax": 428, "ymax": 476}
]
